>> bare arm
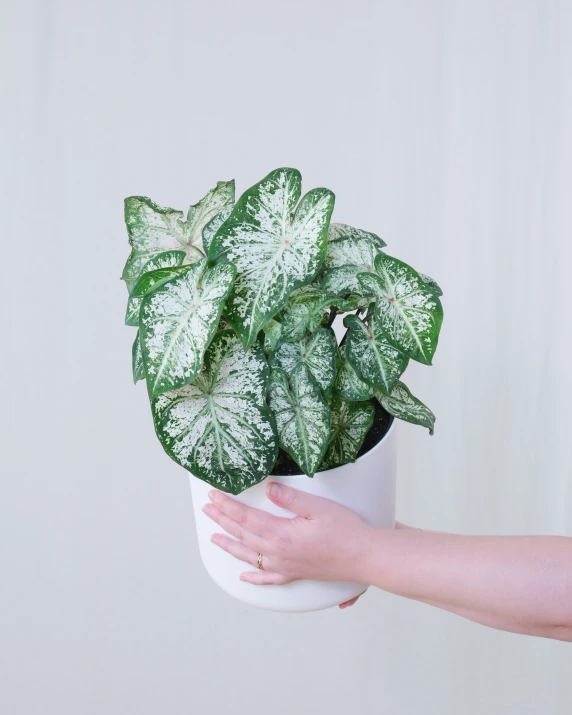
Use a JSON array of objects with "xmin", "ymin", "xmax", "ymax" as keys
[
  {"xmin": 364, "ymin": 525, "xmax": 572, "ymax": 641},
  {"xmin": 202, "ymin": 482, "xmax": 572, "ymax": 642}
]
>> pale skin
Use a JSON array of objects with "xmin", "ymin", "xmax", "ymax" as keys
[{"xmin": 202, "ymin": 481, "xmax": 572, "ymax": 642}]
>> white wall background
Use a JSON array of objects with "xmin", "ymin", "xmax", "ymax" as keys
[{"xmin": 1, "ymin": 1, "xmax": 571, "ymax": 713}]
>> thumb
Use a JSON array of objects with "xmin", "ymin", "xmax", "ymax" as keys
[{"xmin": 265, "ymin": 481, "xmax": 326, "ymax": 518}]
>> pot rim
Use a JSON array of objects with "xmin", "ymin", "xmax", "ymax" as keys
[{"xmin": 272, "ymin": 413, "xmax": 395, "ymax": 480}]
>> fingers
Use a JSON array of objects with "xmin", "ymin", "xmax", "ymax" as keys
[
  {"xmin": 210, "ymin": 532, "xmax": 291, "ymax": 585},
  {"xmin": 202, "ymin": 503, "xmax": 265, "ymax": 552},
  {"xmin": 239, "ymin": 570, "xmax": 290, "ymax": 585},
  {"xmin": 211, "ymin": 533, "xmax": 260, "ymax": 568},
  {"xmin": 338, "ymin": 589, "xmax": 367, "ymax": 609},
  {"xmin": 264, "ymin": 481, "xmax": 328, "ymax": 518},
  {"xmin": 207, "ymin": 489, "xmax": 286, "ymax": 537}
]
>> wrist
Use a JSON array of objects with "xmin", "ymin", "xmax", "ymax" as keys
[
  {"xmin": 356, "ymin": 524, "xmax": 411, "ymax": 592},
  {"xmin": 353, "ymin": 523, "xmax": 393, "ymax": 585}
]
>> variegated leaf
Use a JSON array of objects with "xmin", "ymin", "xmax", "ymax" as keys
[
  {"xmin": 344, "ymin": 314, "xmax": 409, "ymax": 394},
  {"xmin": 122, "ymin": 198, "xmax": 200, "ymax": 290},
  {"xmin": 280, "ymin": 286, "xmax": 355, "ymax": 342},
  {"xmin": 209, "ymin": 167, "xmax": 335, "ymax": 349},
  {"xmin": 125, "ymin": 262, "xmax": 190, "ymax": 327},
  {"xmin": 270, "ymin": 328, "xmax": 337, "ymax": 393},
  {"xmin": 185, "ymin": 180, "xmax": 235, "ymax": 253},
  {"xmin": 328, "ymin": 222, "xmax": 386, "ymax": 247},
  {"xmin": 151, "ymin": 331, "xmax": 278, "ymax": 494},
  {"xmin": 139, "ymin": 249, "xmax": 186, "ymax": 273},
  {"xmin": 322, "ymin": 235, "xmax": 383, "ymax": 296},
  {"xmin": 376, "ymin": 382, "xmax": 435, "ymax": 434},
  {"xmin": 321, "ymin": 398, "xmax": 375, "ymax": 470},
  {"xmin": 202, "ymin": 204, "xmax": 234, "ymax": 256},
  {"xmin": 263, "ymin": 319, "xmax": 282, "ymax": 356},
  {"xmin": 268, "ymin": 365, "xmax": 331, "ymax": 477},
  {"xmin": 140, "ymin": 259, "xmax": 236, "ymax": 397},
  {"xmin": 419, "ymin": 272, "xmax": 444, "ymax": 297},
  {"xmin": 333, "ymin": 344, "xmax": 374, "ymax": 401},
  {"xmin": 357, "ymin": 253, "xmax": 443, "ymax": 365},
  {"xmin": 122, "ymin": 181, "xmax": 234, "ymax": 289},
  {"xmin": 132, "ymin": 330, "xmax": 144, "ymax": 384}
]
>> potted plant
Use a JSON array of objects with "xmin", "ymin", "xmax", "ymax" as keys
[{"xmin": 122, "ymin": 167, "xmax": 443, "ymax": 612}]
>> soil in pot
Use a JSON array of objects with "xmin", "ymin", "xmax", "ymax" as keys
[{"xmin": 270, "ymin": 399, "xmax": 394, "ymax": 477}]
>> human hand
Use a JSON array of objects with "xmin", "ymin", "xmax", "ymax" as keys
[
  {"xmin": 338, "ymin": 590, "xmax": 367, "ymax": 609},
  {"xmin": 202, "ymin": 480, "xmax": 374, "ymax": 589}
]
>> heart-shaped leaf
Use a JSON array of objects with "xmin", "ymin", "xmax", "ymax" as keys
[
  {"xmin": 375, "ymin": 382, "xmax": 435, "ymax": 434},
  {"xmin": 322, "ymin": 234, "xmax": 383, "ymax": 296},
  {"xmin": 125, "ymin": 259, "xmax": 190, "ymax": 327},
  {"xmin": 268, "ymin": 365, "xmax": 331, "ymax": 477},
  {"xmin": 151, "ymin": 331, "xmax": 278, "ymax": 494},
  {"xmin": 419, "ymin": 272, "xmax": 443, "ymax": 297},
  {"xmin": 139, "ymin": 258, "xmax": 236, "ymax": 397},
  {"xmin": 132, "ymin": 331, "xmax": 144, "ymax": 384},
  {"xmin": 279, "ymin": 285, "xmax": 355, "ymax": 342},
  {"xmin": 202, "ymin": 204, "xmax": 234, "ymax": 256},
  {"xmin": 263, "ymin": 319, "xmax": 282, "ymax": 356},
  {"xmin": 122, "ymin": 181, "xmax": 234, "ymax": 289},
  {"xmin": 138, "ymin": 249, "xmax": 186, "ymax": 274},
  {"xmin": 328, "ymin": 223, "xmax": 386, "ymax": 247},
  {"xmin": 344, "ymin": 314, "xmax": 409, "ymax": 394},
  {"xmin": 357, "ymin": 253, "xmax": 443, "ymax": 365},
  {"xmin": 209, "ymin": 167, "xmax": 335, "ymax": 349},
  {"xmin": 321, "ymin": 398, "xmax": 375, "ymax": 470},
  {"xmin": 333, "ymin": 344, "xmax": 374, "ymax": 401},
  {"xmin": 270, "ymin": 328, "xmax": 337, "ymax": 393},
  {"xmin": 185, "ymin": 181, "xmax": 235, "ymax": 253}
]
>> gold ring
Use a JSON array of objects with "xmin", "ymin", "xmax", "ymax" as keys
[{"xmin": 257, "ymin": 553, "xmax": 264, "ymax": 570}]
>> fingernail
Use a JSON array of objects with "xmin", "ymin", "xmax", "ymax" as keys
[
  {"xmin": 268, "ymin": 482, "xmax": 281, "ymax": 498},
  {"xmin": 202, "ymin": 504, "xmax": 212, "ymax": 514},
  {"xmin": 208, "ymin": 490, "xmax": 218, "ymax": 501}
]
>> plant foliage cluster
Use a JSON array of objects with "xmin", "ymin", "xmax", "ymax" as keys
[{"xmin": 122, "ymin": 168, "xmax": 443, "ymax": 494}]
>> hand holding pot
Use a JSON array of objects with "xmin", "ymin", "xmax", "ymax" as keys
[{"xmin": 203, "ymin": 480, "xmax": 374, "ymax": 590}]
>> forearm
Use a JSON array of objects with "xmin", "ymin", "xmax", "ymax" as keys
[{"xmin": 360, "ymin": 528, "xmax": 572, "ymax": 641}]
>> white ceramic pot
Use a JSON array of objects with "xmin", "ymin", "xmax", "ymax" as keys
[{"xmin": 189, "ymin": 417, "xmax": 397, "ymax": 613}]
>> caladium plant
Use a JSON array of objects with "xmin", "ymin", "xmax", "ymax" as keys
[{"xmin": 122, "ymin": 167, "xmax": 444, "ymax": 494}]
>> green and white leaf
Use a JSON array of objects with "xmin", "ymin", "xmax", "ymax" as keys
[
  {"xmin": 263, "ymin": 319, "xmax": 282, "ymax": 356},
  {"xmin": 125, "ymin": 263, "xmax": 190, "ymax": 327},
  {"xmin": 280, "ymin": 286, "xmax": 355, "ymax": 342},
  {"xmin": 202, "ymin": 204, "xmax": 234, "ymax": 256},
  {"xmin": 139, "ymin": 249, "xmax": 186, "ymax": 274},
  {"xmin": 419, "ymin": 272, "xmax": 444, "ymax": 297},
  {"xmin": 268, "ymin": 365, "xmax": 331, "ymax": 477},
  {"xmin": 132, "ymin": 330, "xmax": 145, "ymax": 384},
  {"xmin": 358, "ymin": 253, "xmax": 443, "ymax": 365},
  {"xmin": 321, "ymin": 398, "xmax": 375, "ymax": 470},
  {"xmin": 376, "ymin": 381, "xmax": 435, "ymax": 434},
  {"xmin": 122, "ymin": 181, "xmax": 234, "ymax": 289},
  {"xmin": 344, "ymin": 314, "xmax": 409, "ymax": 394},
  {"xmin": 209, "ymin": 167, "xmax": 335, "ymax": 349},
  {"xmin": 270, "ymin": 328, "xmax": 337, "ymax": 393},
  {"xmin": 122, "ymin": 198, "xmax": 200, "ymax": 290},
  {"xmin": 328, "ymin": 222, "xmax": 386, "ymax": 247},
  {"xmin": 185, "ymin": 180, "xmax": 235, "ymax": 253},
  {"xmin": 333, "ymin": 344, "xmax": 374, "ymax": 401},
  {"xmin": 151, "ymin": 331, "xmax": 278, "ymax": 494},
  {"xmin": 322, "ymin": 235, "xmax": 384, "ymax": 296},
  {"xmin": 139, "ymin": 258, "xmax": 236, "ymax": 397}
]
